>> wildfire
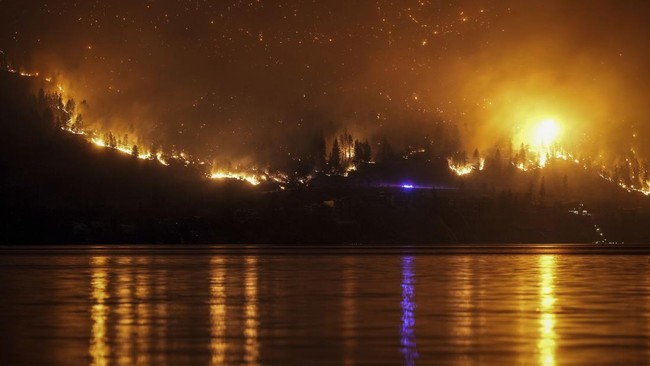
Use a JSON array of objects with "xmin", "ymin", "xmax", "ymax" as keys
[
  {"xmin": 448, "ymin": 158, "xmax": 485, "ymax": 176},
  {"xmin": 600, "ymin": 173, "xmax": 650, "ymax": 196},
  {"xmin": 505, "ymin": 118, "xmax": 567, "ymax": 171},
  {"xmin": 534, "ymin": 119, "xmax": 560, "ymax": 148},
  {"xmin": 534, "ymin": 119, "xmax": 560, "ymax": 167},
  {"xmin": 91, "ymin": 137, "xmax": 163, "ymax": 161},
  {"xmin": 14, "ymin": 66, "xmax": 650, "ymax": 195},
  {"xmin": 4, "ymin": 67, "xmax": 41, "ymax": 78},
  {"xmin": 91, "ymin": 138, "xmax": 106, "ymax": 147},
  {"xmin": 343, "ymin": 164, "xmax": 357, "ymax": 177},
  {"xmin": 156, "ymin": 153, "xmax": 170, "ymax": 166},
  {"xmin": 210, "ymin": 171, "xmax": 263, "ymax": 186}
]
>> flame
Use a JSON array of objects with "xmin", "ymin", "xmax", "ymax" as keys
[
  {"xmin": 600, "ymin": 173, "xmax": 650, "ymax": 196},
  {"xmin": 91, "ymin": 137, "xmax": 174, "ymax": 164},
  {"xmin": 16, "ymin": 66, "xmax": 650, "ymax": 196},
  {"xmin": 156, "ymin": 152, "xmax": 169, "ymax": 166},
  {"xmin": 534, "ymin": 119, "xmax": 560, "ymax": 149},
  {"xmin": 343, "ymin": 164, "xmax": 357, "ymax": 177},
  {"xmin": 447, "ymin": 158, "xmax": 485, "ymax": 176},
  {"xmin": 9, "ymin": 67, "xmax": 300, "ymax": 189},
  {"xmin": 538, "ymin": 255, "xmax": 556, "ymax": 366},
  {"xmin": 510, "ymin": 118, "xmax": 565, "ymax": 170},
  {"xmin": 210, "ymin": 171, "xmax": 262, "ymax": 186},
  {"xmin": 91, "ymin": 138, "xmax": 107, "ymax": 147}
]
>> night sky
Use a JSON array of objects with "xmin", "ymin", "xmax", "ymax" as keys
[{"xmin": 2, "ymin": 1, "xmax": 650, "ymax": 165}]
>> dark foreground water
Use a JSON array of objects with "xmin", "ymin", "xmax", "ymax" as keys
[{"xmin": 1, "ymin": 245, "xmax": 650, "ymax": 365}]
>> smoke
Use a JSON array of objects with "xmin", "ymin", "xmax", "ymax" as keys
[
  {"xmin": 2, "ymin": 0, "xmax": 650, "ymax": 165},
  {"xmin": 452, "ymin": 1, "xmax": 650, "ymax": 160}
]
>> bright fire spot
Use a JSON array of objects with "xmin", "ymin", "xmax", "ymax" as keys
[
  {"xmin": 343, "ymin": 164, "xmax": 357, "ymax": 177},
  {"xmin": 91, "ymin": 138, "xmax": 106, "ymax": 147},
  {"xmin": 514, "ymin": 118, "xmax": 564, "ymax": 169},
  {"xmin": 210, "ymin": 171, "xmax": 262, "ymax": 186},
  {"xmin": 533, "ymin": 119, "xmax": 560, "ymax": 149},
  {"xmin": 447, "ymin": 158, "xmax": 485, "ymax": 176}
]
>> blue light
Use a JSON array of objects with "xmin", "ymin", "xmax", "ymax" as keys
[
  {"xmin": 401, "ymin": 256, "xmax": 418, "ymax": 365},
  {"xmin": 402, "ymin": 184, "xmax": 414, "ymax": 189}
]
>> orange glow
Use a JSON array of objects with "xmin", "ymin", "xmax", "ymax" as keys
[
  {"xmin": 210, "ymin": 257, "xmax": 227, "ymax": 365},
  {"xmin": 210, "ymin": 171, "xmax": 263, "ymax": 186},
  {"xmin": 534, "ymin": 119, "xmax": 560, "ymax": 149},
  {"xmin": 447, "ymin": 157, "xmax": 484, "ymax": 176},
  {"xmin": 90, "ymin": 256, "xmax": 109, "ymax": 366},
  {"xmin": 538, "ymin": 255, "xmax": 556, "ymax": 366},
  {"xmin": 244, "ymin": 256, "xmax": 260, "ymax": 366},
  {"xmin": 14, "ymin": 67, "xmax": 650, "ymax": 195}
]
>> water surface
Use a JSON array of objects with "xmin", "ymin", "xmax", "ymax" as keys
[{"xmin": 0, "ymin": 245, "xmax": 649, "ymax": 365}]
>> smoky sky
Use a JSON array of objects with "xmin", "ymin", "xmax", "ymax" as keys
[{"xmin": 2, "ymin": 0, "xmax": 650, "ymax": 163}]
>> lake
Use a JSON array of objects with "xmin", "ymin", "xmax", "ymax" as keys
[{"xmin": 0, "ymin": 245, "xmax": 649, "ymax": 365}]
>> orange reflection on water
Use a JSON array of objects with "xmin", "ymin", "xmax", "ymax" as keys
[
  {"xmin": 244, "ymin": 256, "xmax": 260, "ymax": 366},
  {"xmin": 153, "ymin": 264, "xmax": 168, "ymax": 365},
  {"xmin": 452, "ymin": 257, "xmax": 473, "ymax": 345},
  {"xmin": 342, "ymin": 257, "xmax": 357, "ymax": 366},
  {"xmin": 538, "ymin": 255, "xmax": 557, "ymax": 366},
  {"xmin": 210, "ymin": 257, "xmax": 227, "ymax": 365},
  {"xmin": 115, "ymin": 257, "xmax": 134, "ymax": 365},
  {"xmin": 135, "ymin": 258, "xmax": 151, "ymax": 365},
  {"xmin": 90, "ymin": 256, "xmax": 109, "ymax": 366}
]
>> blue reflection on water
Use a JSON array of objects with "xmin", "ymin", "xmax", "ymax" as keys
[{"xmin": 401, "ymin": 256, "xmax": 418, "ymax": 365}]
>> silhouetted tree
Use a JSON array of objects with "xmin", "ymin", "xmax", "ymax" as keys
[
  {"xmin": 46, "ymin": 92, "xmax": 63, "ymax": 111},
  {"xmin": 540, "ymin": 177, "xmax": 546, "ymax": 202},
  {"xmin": 472, "ymin": 148, "xmax": 481, "ymax": 169},
  {"xmin": 149, "ymin": 143, "xmax": 158, "ymax": 160},
  {"xmin": 353, "ymin": 139, "xmax": 372, "ymax": 164},
  {"xmin": 339, "ymin": 131, "xmax": 353, "ymax": 166},
  {"xmin": 494, "ymin": 148, "xmax": 502, "ymax": 172},
  {"xmin": 72, "ymin": 114, "xmax": 83, "ymax": 133},
  {"xmin": 518, "ymin": 143, "xmax": 527, "ymax": 166},
  {"xmin": 329, "ymin": 139, "xmax": 341, "ymax": 173},
  {"xmin": 131, "ymin": 145, "xmax": 139, "ymax": 158},
  {"xmin": 65, "ymin": 99, "xmax": 75, "ymax": 115}
]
